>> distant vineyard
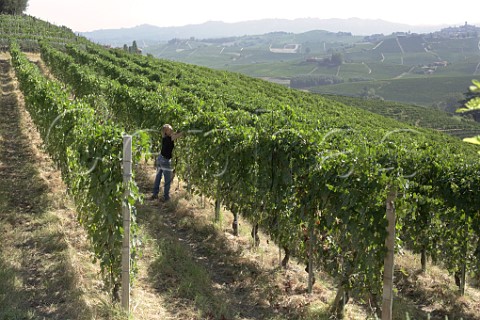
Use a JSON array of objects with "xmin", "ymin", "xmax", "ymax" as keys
[
  {"xmin": 311, "ymin": 75, "xmax": 475, "ymax": 106},
  {"xmin": 324, "ymin": 94, "xmax": 480, "ymax": 139},
  {"xmin": 144, "ymin": 25, "xmax": 480, "ymax": 111}
]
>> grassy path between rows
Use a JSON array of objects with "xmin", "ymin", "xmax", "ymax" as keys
[{"xmin": 0, "ymin": 55, "xmax": 96, "ymax": 319}]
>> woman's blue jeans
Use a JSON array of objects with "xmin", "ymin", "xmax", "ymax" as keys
[{"xmin": 152, "ymin": 155, "xmax": 173, "ymax": 200}]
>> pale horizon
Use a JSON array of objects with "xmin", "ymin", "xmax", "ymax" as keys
[{"xmin": 26, "ymin": 0, "xmax": 479, "ymax": 32}]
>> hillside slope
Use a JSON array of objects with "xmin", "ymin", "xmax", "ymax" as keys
[
  {"xmin": 3, "ymin": 15, "xmax": 480, "ymax": 320},
  {"xmin": 3, "ymin": 49, "xmax": 480, "ymax": 320},
  {"xmin": 1, "ymin": 50, "xmax": 479, "ymax": 319},
  {"xmin": 322, "ymin": 94, "xmax": 480, "ymax": 139}
]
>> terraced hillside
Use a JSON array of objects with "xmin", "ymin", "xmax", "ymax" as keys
[
  {"xmin": 323, "ymin": 94, "xmax": 480, "ymax": 139},
  {"xmin": 144, "ymin": 27, "xmax": 480, "ymax": 108}
]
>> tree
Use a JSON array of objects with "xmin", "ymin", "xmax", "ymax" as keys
[
  {"xmin": 360, "ymin": 87, "xmax": 383, "ymax": 100},
  {"xmin": 318, "ymin": 52, "xmax": 344, "ymax": 67},
  {"xmin": 0, "ymin": 0, "xmax": 29, "ymax": 14},
  {"xmin": 331, "ymin": 52, "xmax": 344, "ymax": 66},
  {"xmin": 129, "ymin": 40, "xmax": 139, "ymax": 54}
]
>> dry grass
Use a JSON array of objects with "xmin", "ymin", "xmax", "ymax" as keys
[
  {"xmin": 0, "ymin": 55, "xmax": 125, "ymax": 319},
  {"xmin": 394, "ymin": 252, "xmax": 480, "ymax": 320},
  {"xmin": 131, "ymin": 162, "xmax": 480, "ymax": 320},
  {"xmin": 131, "ymin": 163, "xmax": 372, "ymax": 319}
]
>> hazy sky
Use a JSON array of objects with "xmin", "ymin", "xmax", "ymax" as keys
[{"xmin": 26, "ymin": 0, "xmax": 479, "ymax": 32}]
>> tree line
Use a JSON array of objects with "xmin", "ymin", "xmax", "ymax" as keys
[{"xmin": 0, "ymin": 0, "xmax": 28, "ymax": 15}]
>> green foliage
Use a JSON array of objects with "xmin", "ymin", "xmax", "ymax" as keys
[
  {"xmin": 0, "ymin": 14, "xmax": 85, "ymax": 52},
  {"xmin": 312, "ymin": 76, "xmax": 474, "ymax": 106},
  {"xmin": 457, "ymin": 79, "xmax": 480, "ymax": 113},
  {"xmin": 290, "ymin": 74, "xmax": 344, "ymax": 88},
  {"xmin": 330, "ymin": 52, "xmax": 344, "ymax": 66},
  {"xmin": 326, "ymin": 94, "xmax": 480, "ymax": 139},
  {"xmin": 314, "ymin": 52, "xmax": 344, "ymax": 67},
  {"xmin": 7, "ymin": 15, "xmax": 480, "ymax": 312},
  {"xmin": 9, "ymin": 41, "xmax": 146, "ymax": 299},
  {"xmin": 457, "ymin": 79, "xmax": 480, "ymax": 145},
  {"xmin": 37, "ymin": 39, "xmax": 480, "ymax": 304},
  {"xmin": 0, "ymin": 0, "xmax": 28, "ymax": 14}
]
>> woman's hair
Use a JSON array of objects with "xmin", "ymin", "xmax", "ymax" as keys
[{"xmin": 161, "ymin": 124, "xmax": 173, "ymax": 137}]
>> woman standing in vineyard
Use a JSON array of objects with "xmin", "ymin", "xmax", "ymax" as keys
[{"xmin": 151, "ymin": 124, "xmax": 183, "ymax": 202}]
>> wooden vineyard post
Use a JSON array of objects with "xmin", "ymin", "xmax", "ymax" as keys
[
  {"xmin": 214, "ymin": 182, "xmax": 222, "ymax": 223},
  {"xmin": 460, "ymin": 262, "xmax": 467, "ymax": 296},
  {"xmin": 185, "ymin": 146, "xmax": 192, "ymax": 195},
  {"xmin": 122, "ymin": 135, "xmax": 132, "ymax": 313},
  {"xmin": 307, "ymin": 222, "xmax": 315, "ymax": 294},
  {"xmin": 421, "ymin": 247, "xmax": 427, "ymax": 273},
  {"xmin": 277, "ymin": 218, "xmax": 282, "ymax": 267},
  {"xmin": 382, "ymin": 188, "xmax": 397, "ymax": 320},
  {"xmin": 232, "ymin": 211, "xmax": 239, "ymax": 236},
  {"xmin": 279, "ymin": 246, "xmax": 282, "ymax": 267},
  {"xmin": 215, "ymin": 198, "xmax": 222, "ymax": 223}
]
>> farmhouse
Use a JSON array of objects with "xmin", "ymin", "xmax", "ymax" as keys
[
  {"xmin": 269, "ymin": 44, "xmax": 301, "ymax": 54},
  {"xmin": 433, "ymin": 61, "xmax": 448, "ymax": 67}
]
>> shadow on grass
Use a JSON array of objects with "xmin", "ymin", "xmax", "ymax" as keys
[
  {"xmin": 137, "ymin": 199, "xmax": 274, "ymax": 319},
  {"xmin": 133, "ymin": 163, "xmax": 479, "ymax": 320},
  {"xmin": 0, "ymin": 58, "xmax": 93, "ymax": 320},
  {"xmin": 134, "ymin": 164, "xmax": 330, "ymax": 319},
  {"xmin": 394, "ymin": 268, "xmax": 478, "ymax": 320}
]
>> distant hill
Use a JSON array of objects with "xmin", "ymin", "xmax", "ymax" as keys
[
  {"xmin": 80, "ymin": 18, "xmax": 449, "ymax": 47},
  {"xmin": 134, "ymin": 23, "xmax": 479, "ymax": 109},
  {"xmin": 80, "ymin": 18, "xmax": 480, "ymax": 112}
]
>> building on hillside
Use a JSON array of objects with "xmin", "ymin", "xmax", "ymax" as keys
[
  {"xmin": 433, "ymin": 61, "xmax": 448, "ymax": 67},
  {"xmin": 434, "ymin": 22, "xmax": 480, "ymax": 38},
  {"xmin": 269, "ymin": 44, "xmax": 301, "ymax": 54},
  {"xmin": 363, "ymin": 34, "xmax": 385, "ymax": 42}
]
